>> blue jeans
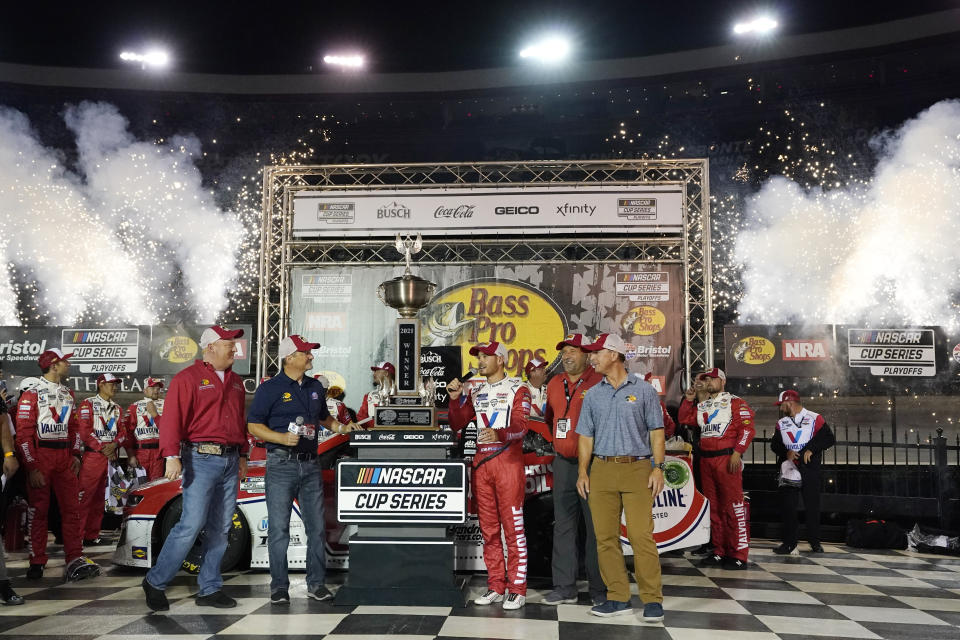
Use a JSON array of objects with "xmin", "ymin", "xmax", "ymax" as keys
[
  {"xmin": 146, "ymin": 448, "xmax": 239, "ymax": 596},
  {"xmin": 265, "ymin": 449, "xmax": 326, "ymax": 591}
]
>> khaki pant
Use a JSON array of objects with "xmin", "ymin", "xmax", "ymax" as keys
[{"xmin": 588, "ymin": 458, "xmax": 662, "ymax": 604}]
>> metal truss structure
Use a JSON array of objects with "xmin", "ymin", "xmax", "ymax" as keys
[{"xmin": 258, "ymin": 160, "xmax": 712, "ymax": 381}]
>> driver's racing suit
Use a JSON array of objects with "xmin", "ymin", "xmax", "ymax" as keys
[
  {"xmin": 125, "ymin": 398, "xmax": 164, "ymax": 480},
  {"xmin": 448, "ymin": 377, "xmax": 531, "ymax": 596}
]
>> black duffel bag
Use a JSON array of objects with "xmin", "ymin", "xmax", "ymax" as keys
[{"xmin": 846, "ymin": 518, "xmax": 907, "ymax": 549}]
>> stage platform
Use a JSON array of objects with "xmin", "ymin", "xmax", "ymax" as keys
[{"xmin": 1, "ymin": 538, "xmax": 958, "ymax": 639}]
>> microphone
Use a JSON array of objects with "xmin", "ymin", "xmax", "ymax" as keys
[{"xmin": 460, "ymin": 367, "xmax": 478, "ymax": 382}]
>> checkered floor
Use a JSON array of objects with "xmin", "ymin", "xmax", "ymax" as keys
[{"xmin": 1, "ymin": 539, "xmax": 959, "ymax": 639}]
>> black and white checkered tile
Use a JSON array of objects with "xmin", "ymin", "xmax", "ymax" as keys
[{"xmin": 1, "ymin": 539, "xmax": 958, "ymax": 639}]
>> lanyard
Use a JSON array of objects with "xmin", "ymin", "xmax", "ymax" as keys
[{"xmin": 560, "ymin": 376, "xmax": 586, "ymax": 419}]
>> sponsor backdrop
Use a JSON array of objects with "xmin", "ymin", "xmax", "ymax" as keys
[
  {"xmin": 290, "ymin": 263, "xmax": 684, "ymax": 411},
  {"xmin": 0, "ymin": 324, "xmax": 252, "ymax": 391},
  {"xmin": 292, "ymin": 184, "xmax": 684, "ymax": 237},
  {"xmin": 724, "ymin": 324, "xmax": 954, "ymax": 388}
]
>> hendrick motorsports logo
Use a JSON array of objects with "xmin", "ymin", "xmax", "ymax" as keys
[
  {"xmin": 617, "ymin": 197, "xmax": 657, "ymax": 220},
  {"xmin": 317, "ymin": 202, "xmax": 355, "ymax": 224},
  {"xmin": 376, "ymin": 201, "xmax": 411, "ymax": 219}
]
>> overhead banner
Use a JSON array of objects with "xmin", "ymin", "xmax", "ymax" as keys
[
  {"xmin": 289, "ymin": 262, "xmax": 684, "ymax": 411},
  {"xmin": 291, "ymin": 184, "xmax": 684, "ymax": 237}
]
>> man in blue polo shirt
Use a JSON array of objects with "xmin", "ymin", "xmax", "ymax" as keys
[{"xmin": 247, "ymin": 335, "xmax": 356, "ymax": 605}]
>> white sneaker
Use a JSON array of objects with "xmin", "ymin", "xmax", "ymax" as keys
[
  {"xmin": 474, "ymin": 589, "xmax": 504, "ymax": 605},
  {"xmin": 502, "ymin": 593, "xmax": 525, "ymax": 610}
]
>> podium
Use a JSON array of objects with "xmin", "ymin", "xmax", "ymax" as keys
[{"xmin": 333, "ymin": 430, "xmax": 467, "ymax": 606}]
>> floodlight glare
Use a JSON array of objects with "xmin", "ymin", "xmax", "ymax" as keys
[
  {"xmin": 119, "ymin": 49, "xmax": 170, "ymax": 69},
  {"xmin": 733, "ymin": 16, "xmax": 779, "ymax": 36},
  {"xmin": 519, "ymin": 36, "xmax": 571, "ymax": 63},
  {"xmin": 323, "ymin": 54, "xmax": 365, "ymax": 69}
]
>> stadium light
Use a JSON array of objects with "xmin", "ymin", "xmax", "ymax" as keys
[
  {"xmin": 119, "ymin": 49, "xmax": 170, "ymax": 69},
  {"xmin": 519, "ymin": 36, "xmax": 571, "ymax": 63},
  {"xmin": 733, "ymin": 16, "xmax": 779, "ymax": 36},
  {"xmin": 323, "ymin": 54, "xmax": 365, "ymax": 69}
]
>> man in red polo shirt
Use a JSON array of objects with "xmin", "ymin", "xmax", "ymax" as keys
[
  {"xmin": 541, "ymin": 334, "xmax": 606, "ymax": 606},
  {"xmin": 142, "ymin": 325, "xmax": 250, "ymax": 611}
]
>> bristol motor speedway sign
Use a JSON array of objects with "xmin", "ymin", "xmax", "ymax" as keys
[{"xmin": 337, "ymin": 461, "xmax": 467, "ymax": 524}]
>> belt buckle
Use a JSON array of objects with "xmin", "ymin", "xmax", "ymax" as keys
[{"xmin": 197, "ymin": 443, "xmax": 222, "ymax": 455}]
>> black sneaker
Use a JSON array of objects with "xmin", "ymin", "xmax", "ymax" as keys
[
  {"xmin": 26, "ymin": 564, "xmax": 44, "ymax": 580},
  {"xmin": 196, "ymin": 591, "xmax": 237, "ymax": 608},
  {"xmin": 83, "ymin": 538, "xmax": 104, "ymax": 546},
  {"xmin": 722, "ymin": 557, "xmax": 749, "ymax": 570},
  {"xmin": 0, "ymin": 580, "xmax": 24, "ymax": 606},
  {"xmin": 270, "ymin": 589, "xmax": 290, "ymax": 605},
  {"xmin": 809, "ymin": 543, "xmax": 825, "ymax": 553},
  {"xmin": 142, "ymin": 578, "xmax": 169, "ymax": 612},
  {"xmin": 64, "ymin": 556, "xmax": 101, "ymax": 581},
  {"xmin": 773, "ymin": 543, "xmax": 799, "ymax": 556},
  {"xmin": 307, "ymin": 585, "xmax": 334, "ymax": 601},
  {"xmin": 698, "ymin": 554, "xmax": 723, "ymax": 568},
  {"xmin": 690, "ymin": 543, "xmax": 714, "ymax": 556}
]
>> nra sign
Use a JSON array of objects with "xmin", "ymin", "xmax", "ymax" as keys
[{"xmin": 782, "ymin": 340, "xmax": 829, "ymax": 361}]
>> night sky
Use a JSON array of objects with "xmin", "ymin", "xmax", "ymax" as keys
[{"xmin": 2, "ymin": 0, "xmax": 957, "ymax": 74}]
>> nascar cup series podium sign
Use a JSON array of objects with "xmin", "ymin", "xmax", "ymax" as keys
[{"xmin": 334, "ymin": 237, "xmax": 467, "ymax": 607}]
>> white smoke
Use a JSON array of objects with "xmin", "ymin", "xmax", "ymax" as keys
[
  {"xmin": 0, "ymin": 102, "xmax": 243, "ymax": 325},
  {"xmin": 735, "ymin": 99, "xmax": 960, "ymax": 330}
]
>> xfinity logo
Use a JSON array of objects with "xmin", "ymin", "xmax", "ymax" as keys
[
  {"xmin": 434, "ymin": 205, "xmax": 475, "ymax": 219},
  {"xmin": 495, "ymin": 206, "xmax": 539, "ymax": 215},
  {"xmin": 376, "ymin": 201, "xmax": 411, "ymax": 219},
  {"xmin": 556, "ymin": 203, "xmax": 596, "ymax": 216}
]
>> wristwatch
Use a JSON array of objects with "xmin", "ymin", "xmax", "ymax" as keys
[{"xmin": 652, "ymin": 462, "xmax": 666, "ymax": 470}]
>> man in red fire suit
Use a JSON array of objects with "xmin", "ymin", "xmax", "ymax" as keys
[
  {"xmin": 678, "ymin": 368, "xmax": 755, "ymax": 569},
  {"xmin": 15, "ymin": 348, "xmax": 101, "ymax": 581},
  {"xmin": 125, "ymin": 377, "xmax": 165, "ymax": 480},
  {"xmin": 447, "ymin": 341, "xmax": 531, "ymax": 610},
  {"xmin": 77, "ymin": 373, "xmax": 127, "ymax": 545},
  {"xmin": 355, "ymin": 361, "xmax": 395, "ymax": 427}
]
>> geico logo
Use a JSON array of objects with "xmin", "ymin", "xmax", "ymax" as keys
[
  {"xmin": 494, "ymin": 206, "xmax": 540, "ymax": 215},
  {"xmin": 403, "ymin": 433, "xmax": 424, "ymax": 440}
]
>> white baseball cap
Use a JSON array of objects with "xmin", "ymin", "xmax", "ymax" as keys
[{"xmin": 199, "ymin": 325, "xmax": 244, "ymax": 349}]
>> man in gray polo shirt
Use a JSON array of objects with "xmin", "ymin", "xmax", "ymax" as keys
[{"xmin": 576, "ymin": 333, "xmax": 665, "ymax": 622}]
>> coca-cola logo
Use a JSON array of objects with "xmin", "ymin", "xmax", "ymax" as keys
[
  {"xmin": 434, "ymin": 204, "xmax": 475, "ymax": 219},
  {"xmin": 420, "ymin": 366, "xmax": 445, "ymax": 377},
  {"xmin": 379, "ymin": 433, "xmax": 396, "ymax": 441}
]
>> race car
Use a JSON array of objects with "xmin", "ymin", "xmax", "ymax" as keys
[{"xmin": 113, "ymin": 424, "xmax": 708, "ymax": 574}]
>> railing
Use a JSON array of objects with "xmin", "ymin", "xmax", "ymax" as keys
[{"xmin": 742, "ymin": 427, "xmax": 959, "ymax": 531}]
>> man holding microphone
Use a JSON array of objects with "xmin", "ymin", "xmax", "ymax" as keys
[{"xmin": 247, "ymin": 335, "xmax": 358, "ymax": 605}]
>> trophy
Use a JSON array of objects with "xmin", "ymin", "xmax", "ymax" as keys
[{"xmin": 373, "ymin": 234, "xmax": 438, "ymax": 430}]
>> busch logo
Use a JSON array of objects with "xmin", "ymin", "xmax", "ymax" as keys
[{"xmin": 376, "ymin": 202, "xmax": 411, "ymax": 219}]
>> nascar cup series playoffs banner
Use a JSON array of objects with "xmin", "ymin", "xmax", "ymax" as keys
[
  {"xmin": 291, "ymin": 184, "xmax": 684, "ymax": 237},
  {"xmin": 288, "ymin": 263, "xmax": 684, "ymax": 411},
  {"xmin": 0, "ymin": 324, "xmax": 253, "ymax": 391}
]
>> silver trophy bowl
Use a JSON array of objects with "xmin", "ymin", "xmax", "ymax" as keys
[{"xmin": 377, "ymin": 273, "xmax": 436, "ymax": 318}]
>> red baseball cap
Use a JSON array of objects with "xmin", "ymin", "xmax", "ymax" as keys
[
  {"xmin": 698, "ymin": 367, "xmax": 726, "ymax": 381},
  {"xmin": 96, "ymin": 373, "xmax": 122, "ymax": 386},
  {"xmin": 146, "ymin": 377, "xmax": 165, "ymax": 388},
  {"xmin": 371, "ymin": 361, "xmax": 396, "ymax": 376},
  {"xmin": 199, "ymin": 325, "xmax": 244, "ymax": 349},
  {"xmin": 583, "ymin": 333, "xmax": 627, "ymax": 355},
  {"xmin": 469, "ymin": 341, "xmax": 508, "ymax": 359},
  {"xmin": 38, "ymin": 348, "xmax": 73, "ymax": 369},
  {"xmin": 278, "ymin": 334, "xmax": 320, "ymax": 359},
  {"xmin": 556, "ymin": 333, "xmax": 590, "ymax": 350},
  {"xmin": 524, "ymin": 357, "xmax": 547, "ymax": 376},
  {"xmin": 775, "ymin": 389, "xmax": 801, "ymax": 405}
]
